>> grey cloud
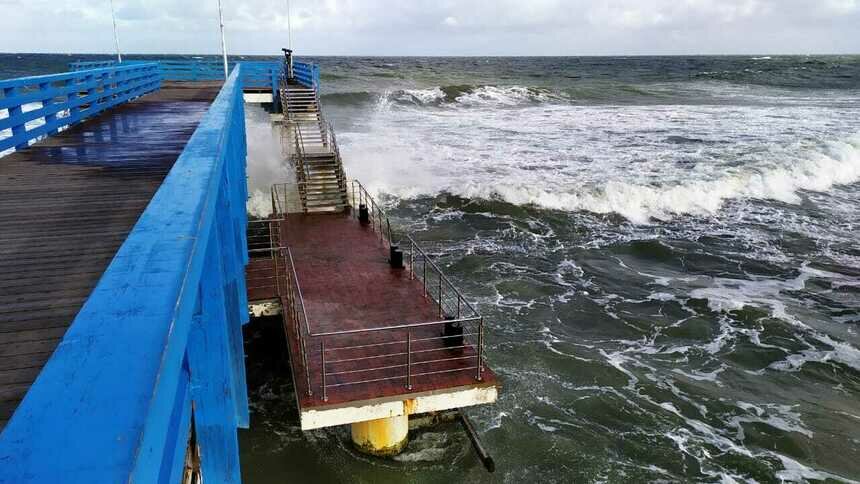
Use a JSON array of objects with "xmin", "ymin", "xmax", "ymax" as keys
[{"xmin": 0, "ymin": 0, "xmax": 857, "ymax": 55}]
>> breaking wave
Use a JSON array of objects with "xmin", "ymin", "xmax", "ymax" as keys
[
  {"xmin": 352, "ymin": 133, "xmax": 860, "ymax": 224},
  {"xmin": 472, "ymin": 135, "xmax": 860, "ymax": 223},
  {"xmin": 323, "ymin": 84, "xmax": 561, "ymax": 108}
]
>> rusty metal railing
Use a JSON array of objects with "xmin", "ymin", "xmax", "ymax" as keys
[
  {"xmin": 264, "ymin": 180, "xmax": 486, "ymax": 402},
  {"xmin": 309, "ymin": 180, "xmax": 485, "ymax": 402},
  {"xmin": 282, "ymin": 246, "xmax": 313, "ymax": 396},
  {"xmin": 246, "ymin": 218, "xmax": 313, "ymax": 396}
]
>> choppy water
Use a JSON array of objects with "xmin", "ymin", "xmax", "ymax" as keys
[
  {"xmin": 299, "ymin": 56, "xmax": 860, "ymax": 483},
  {"xmin": 6, "ymin": 54, "xmax": 860, "ymax": 482}
]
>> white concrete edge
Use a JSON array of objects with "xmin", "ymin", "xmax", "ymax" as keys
[
  {"xmin": 299, "ymin": 385, "xmax": 498, "ymax": 431},
  {"xmin": 243, "ymin": 93, "xmax": 274, "ymax": 104}
]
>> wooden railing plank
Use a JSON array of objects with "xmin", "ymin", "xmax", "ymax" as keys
[{"xmin": 0, "ymin": 64, "xmax": 160, "ymax": 154}]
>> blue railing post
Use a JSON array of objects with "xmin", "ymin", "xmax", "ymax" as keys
[
  {"xmin": 3, "ymin": 87, "xmax": 27, "ymax": 150},
  {"xmin": 38, "ymin": 82, "xmax": 57, "ymax": 135},
  {"xmin": 187, "ymin": 235, "xmax": 241, "ymax": 483}
]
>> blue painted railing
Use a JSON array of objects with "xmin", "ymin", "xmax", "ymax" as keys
[
  {"xmin": 71, "ymin": 60, "xmax": 283, "ymax": 99},
  {"xmin": 293, "ymin": 61, "xmax": 320, "ymax": 90},
  {"xmin": 0, "ymin": 63, "xmax": 160, "ymax": 153},
  {"xmin": 0, "ymin": 66, "xmax": 250, "ymax": 483}
]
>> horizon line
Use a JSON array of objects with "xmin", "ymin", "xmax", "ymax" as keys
[{"xmin": 3, "ymin": 51, "xmax": 860, "ymax": 58}]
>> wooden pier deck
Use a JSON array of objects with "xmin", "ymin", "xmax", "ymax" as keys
[
  {"xmin": 247, "ymin": 211, "xmax": 497, "ymax": 423},
  {"xmin": 0, "ymin": 83, "xmax": 220, "ymax": 428}
]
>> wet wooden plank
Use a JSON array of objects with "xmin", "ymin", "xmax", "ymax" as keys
[
  {"xmin": 249, "ymin": 212, "xmax": 498, "ymax": 411},
  {"xmin": 0, "ymin": 84, "xmax": 220, "ymax": 429}
]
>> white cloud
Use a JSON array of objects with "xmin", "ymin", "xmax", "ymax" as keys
[{"xmin": 0, "ymin": 0, "xmax": 857, "ymax": 55}]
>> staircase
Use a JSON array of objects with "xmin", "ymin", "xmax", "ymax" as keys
[{"xmin": 280, "ymin": 83, "xmax": 349, "ymax": 213}]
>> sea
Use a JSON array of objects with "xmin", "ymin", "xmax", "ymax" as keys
[{"xmin": 3, "ymin": 53, "xmax": 859, "ymax": 483}]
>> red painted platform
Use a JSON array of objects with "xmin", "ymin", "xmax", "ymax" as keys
[{"xmin": 246, "ymin": 211, "xmax": 497, "ymax": 410}]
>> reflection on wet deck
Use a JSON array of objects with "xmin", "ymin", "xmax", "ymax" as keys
[{"xmin": 0, "ymin": 84, "xmax": 220, "ymax": 428}]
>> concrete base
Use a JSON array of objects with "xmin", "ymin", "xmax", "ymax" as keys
[{"xmin": 350, "ymin": 414, "xmax": 408, "ymax": 456}]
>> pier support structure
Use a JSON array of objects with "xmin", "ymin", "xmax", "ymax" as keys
[{"xmin": 351, "ymin": 414, "xmax": 409, "ymax": 456}]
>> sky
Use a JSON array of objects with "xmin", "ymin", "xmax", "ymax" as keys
[{"xmin": 0, "ymin": 0, "xmax": 858, "ymax": 56}]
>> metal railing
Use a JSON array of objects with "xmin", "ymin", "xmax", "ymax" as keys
[
  {"xmin": 246, "ymin": 218, "xmax": 286, "ymax": 297},
  {"xmin": 313, "ymin": 180, "xmax": 485, "ymax": 401},
  {"xmin": 268, "ymin": 179, "xmax": 486, "ymax": 401},
  {"xmin": 293, "ymin": 61, "xmax": 320, "ymax": 90},
  {"xmin": 246, "ymin": 217, "xmax": 314, "ymax": 397},
  {"xmin": 349, "ymin": 179, "xmax": 393, "ymax": 245},
  {"xmin": 282, "ymin": 246, "xmax": 314, "ymax": 396}
]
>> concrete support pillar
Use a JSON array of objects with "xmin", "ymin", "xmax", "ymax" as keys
[{"xmin": 351, "ymin": 414, "xmax": 408, "ymax": 456}]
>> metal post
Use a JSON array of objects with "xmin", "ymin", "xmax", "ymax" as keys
[
  {"xmin": 285, "ymin": 0, "xmax": 293, "ymax": 50},
  {"xmin": 457, "ymin": 295, "xmax": 461, "ymax": 319},
  {"xmin": 351, "ymin": 181, "xmax": 357, "ymax": 217},
  {"xmin": 321, "ymin": 339, "xmax": 328, "ymax": 401},
  {"xmin": 409, "ymin": 240, "xmax": 414, "ymax": 280},
  {"xmin": 216, "ymin": 0, "xmax": 229, "ymax": 80},
  {"xmin": 108, "ymin": 0, "xmax": 122, "ymax": 63},
  {"xmin": 422, "ymin": 255, "xmax": 427, "ymax": 297},
  {"xmin": 476, "ymin": 318, "xmax": 484, "ymax": 381},
  {"xmin": 303, "ymin": 318, "xmax": 312, "ymax": 396},
  {"xmin": 406, "ymin": 332, "xmax": 412, "ymax": 390},
  {"xmin": 438, "ymin": 275, "xmax": 443, "ymax": 318},
  {"xmin": 387, "ymin": 218, "xmax": 392, "ymax": 246}
]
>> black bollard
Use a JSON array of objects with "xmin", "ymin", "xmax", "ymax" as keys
[
  {"xmin": 389, "ymin": 245, "xmax": 404, "ymax": 269},
  {"xmin": 443, "ymin": 318, "xmax": 464, "ymax": 348},
  {"xmin": 358, "ymin": 204, "xmax": 370, "ymax": 225}
]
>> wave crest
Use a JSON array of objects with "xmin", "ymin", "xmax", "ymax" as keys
[
  {"xmin": 360, "ymin": 135, "xmax": 860, "ymax": 224},
  {"xmin": 466, "ymin": 136, "xmax": 860, "ymax": 223},
  {"xmin": 325, "ymin": 85, "xmax": 560, "ymax": 108}
]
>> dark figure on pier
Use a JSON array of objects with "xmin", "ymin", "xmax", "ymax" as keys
[{"xmin": 282, "ymin": 48, "xmax": 294, "ymax": 81}]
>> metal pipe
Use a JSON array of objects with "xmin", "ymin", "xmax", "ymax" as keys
[
  {"xmin": 459, "ymin": 411, "xmax": 495, "ymax": 473},
  {"xmin": 321, "ymin": 339, "xmax": 327, "ymax": 402},
  {"xmin": 310, "ymin": 316, "xmax": 480, "ymax": 338},
  {"xmin": 285, "ymin": 0, "xmax": 293, "ymax": 50},
  {"xmin": 439, "ymin": 273, "xmax": 443, "ymax": 318},
  {"xmin": 476, "ymin": 318, "xmax": 484, "ymax": 381},
  {"xmin": 216, "ymin": 0, "xmax": 229, "ymax": 79},
  {"xmin": 387, "ymin": 218, "xmax": 392, "ymax": 246},
  {"xmin": 108, "ymin": 0, "xmax": 122, "ymax": 63},
  {"xmin": 406, "ymin": 332, "xmax": 412, "ymax": 390},
  {"xmin": 409, "ymin": 240, "xmax": 414, "ymax": 280}
]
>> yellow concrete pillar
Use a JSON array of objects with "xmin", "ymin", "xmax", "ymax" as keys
[{"xmin": 351, "ymin": 414, "xmax": 408, "ymax": 456}]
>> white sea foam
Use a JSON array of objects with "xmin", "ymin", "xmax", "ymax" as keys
[
  {"xmin": 454, "ymin": 134, "xmax": 860, "ymax": 223},
  {"xmin": 340, "ymin": 90, "xmax": 860, "ymax": 224},
  {"xmin": 773, "ymin": 454, "xmax": 859, "ymax": 483},
  {"xmin": 244, "ymin": 105, "xmax": 292, "ymax": 217},
  {"xmin": 454, "ymin": 86, "xmax": 553, "ymax": 106},
  {"xmin": 397, "ymin": 87, "xmax": 445, "ymax": 104}
]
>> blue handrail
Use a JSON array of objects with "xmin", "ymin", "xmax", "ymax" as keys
[
  {"xmin": 72, "ymin": 59, "xmax": 283, "ymax": 99},
  {"xmin": 293, "ymin": 61, "xmax": 320, "ymax": 90},
  {"xmin": 0, "ymin": 66, "xmax": 250, "ymax": 483},
  {"xmin": 0, "ymin": 63, "xmax": 161, "ymax": 154}
]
